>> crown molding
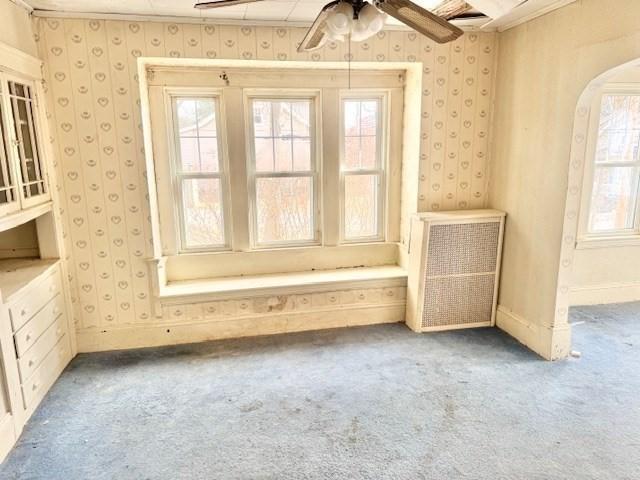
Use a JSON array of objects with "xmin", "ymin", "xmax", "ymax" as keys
[{"xmin": 30, "ymin": 9, "xmax": 491, "ymax": 31}]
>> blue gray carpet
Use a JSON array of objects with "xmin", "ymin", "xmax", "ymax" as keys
[{"xmin": 1, "ymin": 302, "xmax": 638, "ymax": 479}]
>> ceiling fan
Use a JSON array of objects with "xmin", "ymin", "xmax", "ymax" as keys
[{"xmin": 194, "ymin": 0, "xmax": 465, "ymax": 52}]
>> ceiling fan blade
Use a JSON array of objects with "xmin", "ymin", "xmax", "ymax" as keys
[
  {"xmin": 374, "ymin": 0, "xmax": 463, "ymax": 43},
  {"xmin": 195, "ymin": 0, "xmax": 262, "ymax": 9},
  {"xmin": 297, "ymin": 2, "xmax": 337, "ymax": 53}
]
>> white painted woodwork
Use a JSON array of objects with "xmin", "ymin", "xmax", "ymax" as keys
[
  {"xmin": 161, "ymin": 265, "xmax": 407, "ymax": 299},
  {"xmin": 405, "ymin": 209, "xmax": 505, "ymax": 332},
  {"xmin": 0, "ymin": 38, "xmax": 75, "ymax": 463}
]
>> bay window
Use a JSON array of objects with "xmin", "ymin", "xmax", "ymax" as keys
[{"xmin": 144, "ymin": 64, "xmax": 404, "ymax": 279}]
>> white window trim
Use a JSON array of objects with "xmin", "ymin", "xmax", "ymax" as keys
[
  {"xmin": 339, "ymin": 91, "xmax": 389, "ymax": 244},
  {"xmin": 244, "ymin": 89, "xmax": 322, "ymax": 249},
  {"xmin": 164, "ymin": 87, "xmax": 233, "ymax": 254},
  {"xmin": 578, "ymin": 82, "xmax": 640, "ymax": 247}
]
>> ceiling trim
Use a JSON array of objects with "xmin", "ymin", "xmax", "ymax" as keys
[
  {"xmin": 30, "ymin": 9, "xmax": 492, "ymax": 31},
  {"xmin": 481, "ymin": 0, "xmax": 577, "ymax": 32}
]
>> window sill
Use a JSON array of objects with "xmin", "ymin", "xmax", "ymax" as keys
[
  {"xmin": 158, "ymin": 265, "xmax": 408, "ymax": 301},
  {"xmin": 576, "ymin": 235, "xmax": 640, "ymax": 249}
]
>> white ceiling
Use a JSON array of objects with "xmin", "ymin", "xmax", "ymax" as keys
[{"xmin": 24, "ymin": 0, "xmax": 444, "ymax": 24}]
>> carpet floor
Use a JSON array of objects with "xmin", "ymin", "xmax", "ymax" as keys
[{"xmin": 0, "ymin": 302, "xmax": 638, "ymax": 480}]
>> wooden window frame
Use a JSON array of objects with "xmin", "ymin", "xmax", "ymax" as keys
[
  {"xmin": 244, "ymin": 90, "xmax": 322, "ymax": 249},
  {"xmin": 167, "ymin": 90, "xmax": 232, "ymax": 253},
  {"xmin": 339, "ymin": 91, "xmax": 389, "ymax": 244},
  {"xmin": 579, "ymin": 83, "xmax": 640, "ymax": 247}
]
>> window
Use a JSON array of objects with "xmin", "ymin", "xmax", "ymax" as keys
[
  {"xmin": 145, "ymin": 66, "xmax": 404, "ymax": 263},
  {"xmin": 171, "ymin": 95, "xmax": 228, "ymax": 251},
  {"xmin": 7, "ymin": 80, "xmax": 46, "ymax": 200},
  {"xmin": 247, "ymin": 96, "xmax": 318, "ymax": 247},
  {"xmin": 584, "ymin": 90, "xmax": 640, "ymax": 239},
  {"xmin": 341, "ymin": 96, "xmax": 385, "ymax": 241}
]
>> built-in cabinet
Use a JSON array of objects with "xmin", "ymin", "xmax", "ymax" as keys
[{"xmin": 0, "ymin": 43, "xmax": 74, "ymax": 462}]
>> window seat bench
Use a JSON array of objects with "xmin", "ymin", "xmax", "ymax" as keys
[{"xmin": 159, "ymin": 265, "xmax": 408, "ymax": 300}]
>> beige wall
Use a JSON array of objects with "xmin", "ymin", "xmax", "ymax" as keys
[
  {"xmin": 0, "ymin": 1, "xmax": 36, "ymax": 57},
  {"xmin": 34, "ymin": 18, "xmax": 496, "ymax": 332},
  {"xmin": 489, "ymin": 0, "xmax": 640, "ymax": 359}
]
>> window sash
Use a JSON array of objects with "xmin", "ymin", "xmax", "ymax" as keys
[
  {"xmin": 583, "ymin": 88, "xmax": 640, "ymax": 239},
  {"xmin": 339, "ymin": 95, "xmax": 387, "ymax": 242},
  {"xmin": 246, "ymin": 94, "xmax": 320, "ymax": 248},
  {"xmin": 588, "ymin": 164, "xmax": 640, "ymax": 234},
  {"xmin": 171, "ymin": 95, "xmax": 230, "ymax": 252}
]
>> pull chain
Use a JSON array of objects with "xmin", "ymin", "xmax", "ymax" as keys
[{"xmin": 348, "ymin": 32, "xmax": 351, "ymax": 90}]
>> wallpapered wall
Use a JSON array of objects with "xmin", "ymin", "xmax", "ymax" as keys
[{"xmin": 34, "ymin": 18, "xmax": 497, "ymax": 330}]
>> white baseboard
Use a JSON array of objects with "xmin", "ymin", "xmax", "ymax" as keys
[
  {"xmin": 569, "ymin": 282, "xmax": 640, "ymax": 306},
  {"xmin": 0, "ymin": 413, "xmax": 17, "ymax": 464},
  {"xmin": 495, "ymin": 306, "xmax": 571, "ymax": 360},
  {"xmin": 77, "ymin": 304, "xmax": 405, "ymax": 353}
]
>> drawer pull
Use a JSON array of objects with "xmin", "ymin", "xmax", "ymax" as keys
[
  {"xmin": 28, "ymin": 359, "xmax": 34, "ymax": 367},
  {"xmin": 53, "ymin": 307, "xmax": 60, "ymax": 316},
  {"xmin": 21, "ymin": 309, "xmax": 27, "ymax": 316},
  {"xmin": 25, "ymin": 333, "xmax": 32, "ymax": 342},
  {"xmin": 31, "ymin": 383, "xmax": 39, "ymax": 391}
]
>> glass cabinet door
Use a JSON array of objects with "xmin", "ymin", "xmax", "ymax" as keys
[
  {"xmin": 0, "ymin": 81, "xmax": 19, "ymax": 216},
  {"xmin": 6, "ymin": 79, "xmax": 49, "ymax": 207}
]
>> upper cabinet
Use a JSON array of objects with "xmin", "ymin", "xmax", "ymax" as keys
[{"xmin": 0, "ymin": 73, "xmax": 50, "ymax": 217}]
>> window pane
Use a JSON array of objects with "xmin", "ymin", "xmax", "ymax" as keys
[
  {"xmin": 596, "ymin": 95, "xmax": 640, "ymax": 164},
  {"xmin": 256, "ymin": 176, "xmax": 313, "ymax": 243},
  {"xmin": 178, "ymin": 137, "xmax": 199, "ymax": 172},
  {"xmin": 0, "ymin": 99, "xmax": 12, "ymax": 193},
  {"xmin": 360, "ymin": 136, "xmax": 377, "ymax": 169},
  {"xmin": 176, "ymin": 99, "xmax": 197, "ymax": 132},
  {"xmin": 176, "ymin": 97, "xmax": 219, "ymax": 173},
  {"xmin": 252, "ymin": 98, "xmax": 313, "ymax": 173},
  {"xmin": 182, "ymin": 178, "xmax": 225, "ymax": 248},
  {"xmin": 342, "ymin": 99, "xmax": 379, "ymax": 171},
  {"xmin": 253, "ymin": 101, "xmax": 272, "ymax": 136},
  {"xmin": 255, "ymin": 137, "xmax": 274, "ymax": 172},
  {"xmin": 274, "ymin": 137, "xmax": 292, "ymax": 171},
  {"xmin": 197, "ymin": 100, "xmax": 216, "ymax": 136},
  {"xmin": 360, "ymin": 101, "xmax": 378, "ymax": 136},
  {"xmin": 9, "ymin": 82, "xmax": 44, "ymax": 197},
  {"xmin": 344, "ymin": 174, "xmax": 379, "ymax": 239},
  {"xmin": 272, "ymin": 101, "xmax": 292, "ymax": 137},
  {"xmin": 291, "ymin": 101, "xmax": 310, "ymax": 137},
  {"xmin": 589, "ymin": 166, "xmax": 639, "ymax": 232},
  {"xmin": 293, "ymin": 138, "xmax": 311, "ymax": 171},
  {"xmin": 344, "ymin": 101, "xmax": 360, "ymax": 135},
  {"xmin": 199, "ymin": 137, "xmax": 219, "ymax": 172}
]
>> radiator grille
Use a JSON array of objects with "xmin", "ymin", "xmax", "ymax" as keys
[
  {"xmin": 426, "ymin": 222, "xmax": 500, "ymax": 276},
  {"xmin": 421, "ymin": 274, "xmax": 495, "ymax": 328}
]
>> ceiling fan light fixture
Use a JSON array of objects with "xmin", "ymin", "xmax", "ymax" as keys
[
  {"xmin": 357, "ymin": 3, "xmax": 386, "ymax": 37},
  {"xmin": 326, "ymin": 1, "xmax": 354, "ymax": 35}
]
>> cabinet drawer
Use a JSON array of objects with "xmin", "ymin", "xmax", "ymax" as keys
[
  {"xmin": 17, "ymin": 314, "xmax": 67, "ymax": 383},
  {"xmin": 9, "ymin": 268, "xmax": 63, "ymax": 332},
  {"xmin": 21, "ymin": 335, "xmax": 70, "ymax": 409},
  {"xmin": 14, "ymin": 294, "xmax": 64, "ymax": 358}
]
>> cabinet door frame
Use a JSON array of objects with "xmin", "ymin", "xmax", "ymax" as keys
[
  {"xmin": 1, "ymin": 72, "xmax": 51, "ymax": 211},
  {"xmin": 0, "ymin": 78, "xmax": 22, "ymax": 217}
]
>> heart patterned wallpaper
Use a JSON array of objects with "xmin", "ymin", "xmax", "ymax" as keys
[{"xmin": 34, "ymin": 18, "xmax": 496, "ymax": 330}]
